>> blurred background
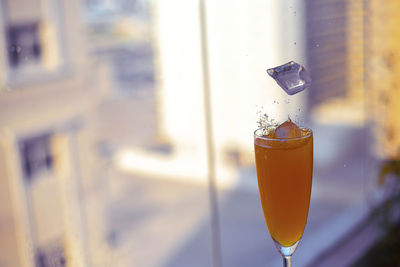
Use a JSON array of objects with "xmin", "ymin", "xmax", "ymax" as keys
[{"xmin": 0, "ymin": 0, "xmax": 400, "ymax": 266}]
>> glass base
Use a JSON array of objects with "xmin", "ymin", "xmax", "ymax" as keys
[{"xmin": 273, "ymin": 239, "xmax": 300, "ymax": 258}]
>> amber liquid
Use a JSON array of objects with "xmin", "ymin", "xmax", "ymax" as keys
[{"xmin": 254, "ymin": 131, "xmax": 313, "ymax": 247}]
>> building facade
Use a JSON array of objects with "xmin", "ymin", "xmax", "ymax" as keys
[{"xmin": 0, "ymin": 0, "xmax": 110, "ymax": 266}]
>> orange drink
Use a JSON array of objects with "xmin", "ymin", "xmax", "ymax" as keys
[{"xmin": 254, "ymin": 121, "xmax": 313, "ymax": 247}]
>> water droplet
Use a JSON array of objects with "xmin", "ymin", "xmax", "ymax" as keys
[
  {"xmin": 344, "ymin": 164, "xmax": 347, "ymax": 168},
  {"xmin": 294, "ymin": 42, "xmax": 297, "ymax": 45},
  {"xmin": 16, "ymin": 46, "xmax": 22, "ymax": 53},
  {"xmin": 316, "ymin": 44, "xmax": 320, "ymax": 47}
]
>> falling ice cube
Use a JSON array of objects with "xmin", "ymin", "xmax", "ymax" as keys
[{"xmin": 266, "ymin": 61, "xmax": 311, "ymax": 95}]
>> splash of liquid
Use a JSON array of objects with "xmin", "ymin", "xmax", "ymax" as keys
[{"xmin": 257, "ymin": 112, "xmax": 278, "ymax": 135}]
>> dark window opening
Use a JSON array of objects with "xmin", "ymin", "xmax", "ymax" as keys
[
  {"xmin": 19, "ymin": 134, "xmax": 53, "ymax": 182},
  {"xmin": 35, "ymin": 242, "xmax": 66, "ymax": 267},
  {"xmin": 7, "ymin": 22, "xmax": 42, "ymax": 68}
]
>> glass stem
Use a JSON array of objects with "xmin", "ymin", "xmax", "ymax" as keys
[{"xmin": 283, "ymin": 256, "xmax": 292, "ymax": 267}]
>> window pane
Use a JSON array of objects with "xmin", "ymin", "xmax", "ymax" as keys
[{"xmin": 1, "ymin": 0, "xmax": 398, "ymax": 266}]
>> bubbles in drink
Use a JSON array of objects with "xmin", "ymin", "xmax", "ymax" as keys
[{"xmin": 266, "ymin": 61, "xmax": 311, "ymax": 95}]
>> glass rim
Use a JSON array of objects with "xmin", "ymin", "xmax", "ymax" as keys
[{"xmin": 254, "ymin": 127, "xmax": 313, "ymax": 141}]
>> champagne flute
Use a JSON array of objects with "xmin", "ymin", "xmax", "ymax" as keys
[{"xmin": 254, "ymin": 126, "xmax": 313, "ymax": 267}]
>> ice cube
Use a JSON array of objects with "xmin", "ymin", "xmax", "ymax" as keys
[
  {"xmin": 274, "ymin": 118, "xmax": 301, "ymax": 138},
  {"xmin": 266, "ymin": 61, "xmax": 311, "ymax": 95}
]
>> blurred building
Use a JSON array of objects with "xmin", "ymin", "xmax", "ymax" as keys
[
  {"xmin": 367, "ymin": 0, "xmax": 400, "ymax": 159},
  {"xmin": 306, "ymin": 0, "xmax": 365, "ymax": 126},
  {"xmin": 0, "ymin": 0, "xmax": 110, "ymax": 266}
]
